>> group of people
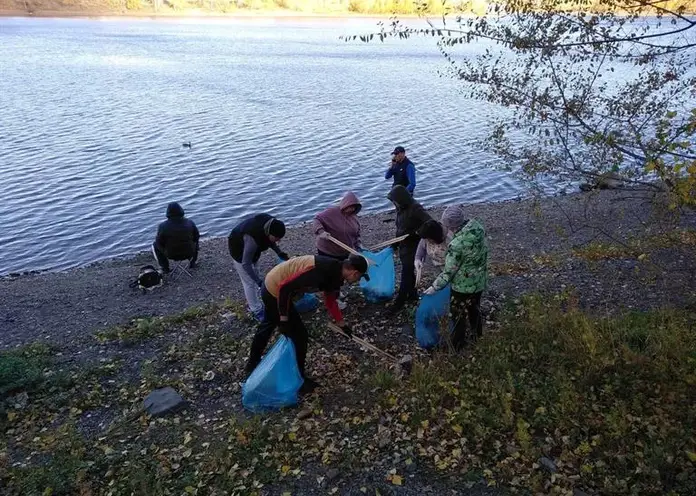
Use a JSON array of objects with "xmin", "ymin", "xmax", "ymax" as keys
[{"xmin": 150, "ymin": 146, "xmax": 488, "ymax": 394}]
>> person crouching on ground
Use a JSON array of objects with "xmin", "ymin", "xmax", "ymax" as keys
[
  {"xmin": 387, "ymin": 185, "xmax": 432, "ymax": 315},
  {"xmin": 314, "ymin": 192, "xmax": 362, "ymax": 309},
  {"xmin": 423, "ymin": 206, "xmax": 489, "ymax": 349},
  {"xmin": 152, "ymin": 202, "xmax": 200, "ymax": 274},
  {"xmin": 228, "ymin": 214, "xmax": 289, "ymax": 321},
  {"xmin": 414, "ymin": 219, "xmax": 449, "ymax": 286},
  {"xmin": 245, "ymin": 254, "xmax": 369, "ymax": 395}
]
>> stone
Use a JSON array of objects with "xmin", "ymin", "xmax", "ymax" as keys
[
  {"xmin": 143, "ymin": 387, "xmax": 185, "ymax": 416},
  {"xmin": 297, "ymin": 408, "xmax": 313, "ymax": 420},
  {"xmin": 539, "ymin": 456, "xmax": 558, "ymax": 473},
  {"xmin": 326, "ymin": 468, "xmax": 340, "ymax": 481},
  {"xmin": 573, "ymin": 490, "xmax": 591, "ymax": 496},
  {"xmin": 401, "ymin": 324, "xmax": 414, "ymax": 336}
]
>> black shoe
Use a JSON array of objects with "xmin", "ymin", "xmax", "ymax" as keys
[
  {"xmin": 299, "ymin": 377, "xmax": 321, "ymax": 396},
  {"xmin": 189, "ymin": 261, "xmax": 196, "ymax": 269},
  {"xmin": 387, "ymin": 299, "xmax": 405, "ymax": 317}
]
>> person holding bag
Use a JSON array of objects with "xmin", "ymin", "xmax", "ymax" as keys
[{"xmin": 423, "ymin": 206, "xmax": 489, "ymax": 349}]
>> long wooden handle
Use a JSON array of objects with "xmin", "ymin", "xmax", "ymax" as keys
[
  {"xmin": 325, "ymin": 235, "xmax": 376, "ymax": 265},
  {"xmin": 327, "ymin": 323, "xmax": 398, "ymax": 362},
  {"xmin": 368, "ymin": 234, "xmax": 410, "ymax": 252}
]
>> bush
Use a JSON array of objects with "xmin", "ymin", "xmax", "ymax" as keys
[{"xmin": 0, "ymin": 344, "xmax": 52, "ymax": 398}]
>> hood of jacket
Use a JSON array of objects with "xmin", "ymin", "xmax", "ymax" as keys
[
  {"xmin": 166, "ymin": 202, "xmax": 185, "ymax": 219},
  {"xmin": 387, "ymin": 185, "xmax": 413, "ymax": 210},
  {"xmin": 339, "ymin": 192, "xmax": 362, "ymax": 214}
]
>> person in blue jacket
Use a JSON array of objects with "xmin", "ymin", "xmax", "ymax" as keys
[{"xmin": 385, "ymin": 146, "xmax": 416, "ymax": 194}]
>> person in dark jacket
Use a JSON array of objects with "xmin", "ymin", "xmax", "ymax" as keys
[
  {"xmin": 387, "ymin": 185, "xmax": 432, "ymax": 314},
  {"xmin": 245, "ymin": 254, "xmax": 369, "ymax": 394},
  {"xmin": 384, "ymin": 146, "xmax": 416, "ymax": 194},
  {"xmin": 228, "ymin": 214, "xmax": 289, "ymax": 321},
  {"xmin": 152, "ymin": 202, "xmax": 200, "ymax": 274}
]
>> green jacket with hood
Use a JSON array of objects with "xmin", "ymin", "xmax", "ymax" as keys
[{"xmin": 432, "ymin": 219, "xmax": 488, "ymax": 294}]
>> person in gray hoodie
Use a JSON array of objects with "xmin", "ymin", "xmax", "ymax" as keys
[{"xmin": 313, "ymin": 192, "xmax": 362, "ymax": 260}]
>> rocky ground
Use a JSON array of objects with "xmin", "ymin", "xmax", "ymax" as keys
[{"xmin": 2, "ymin": 188, "xmax": 696, "ymax": 495}]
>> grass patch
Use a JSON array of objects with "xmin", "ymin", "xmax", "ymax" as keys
[
  {"xmin": 0, "ymin": 343, "xmax": 53, "ymax": 398},
  {"xmin": 3, "ymin": 295, "xmax": 696, "ymax": 494}
]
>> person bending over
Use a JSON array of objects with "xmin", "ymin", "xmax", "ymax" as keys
[
  {"xmin": 245, "ymin": 254, "xmax": 369, "ymax": 394},
  {"xmin": 228, "ymin": 213, "xmax": 289, "ymax": 321}
]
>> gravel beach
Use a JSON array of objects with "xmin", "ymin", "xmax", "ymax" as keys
[{"xmin": 2, "ymin": 188, "xmax": 695, "ymax": 350}]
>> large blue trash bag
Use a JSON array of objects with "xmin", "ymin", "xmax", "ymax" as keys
[
  {"xmin": 242, "ymin": 336, "xmax": 304, "ymax": 412},
  {"xmin": 415, "ymin": 285, "xmax": 451, "ymax": 349},
  {"xmin": 294, "ymin": 293, "xmax": 320, "ymax": 313},
  {"xmin": 359, "ymin": 247, "xmax": 395, "ymax": 302}
]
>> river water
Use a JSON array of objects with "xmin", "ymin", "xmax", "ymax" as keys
[{"xmin": 0, "ymin": 16, "xmax": 523, "ymax": 275}]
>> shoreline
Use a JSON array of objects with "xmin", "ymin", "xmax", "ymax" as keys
[
  {"xmin": 1, "ymin": 194, "xmax": 530, "ymax": 279},
  {"xmin": 2, "ymin": 188, "xmax": 695, "ymax": 351}
]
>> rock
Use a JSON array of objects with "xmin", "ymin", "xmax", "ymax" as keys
[
  {"xmin": 573, "ymin": 490, "xmax": 591, "ymax": 496},
  {"xmin": 539, "ymin": 456, "xmax": 558, "ymax": 473},
  {"xmin": 10, "ymin": 392, "xmax": 28, "ymax": 410},
  {"xmin": 143, "ymin": 387, "xmax": 185, "ymax": 416},
  {"xmin": 401, "ymin": 324, "xmax": 414, "ymax": 336},
  {"xmin": 326, "ymin": 468, "xmax": 340, "ymax": 481},
  {"xmin": 297, "ymin": 408, "xmax": 313, "ymax": 420}
]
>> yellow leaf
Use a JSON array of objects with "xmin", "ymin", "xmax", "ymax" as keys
[
  {"xmin": 288, "ymin": 432, "xmax": 297, "ymax": 441},
  {"xmin": 42, "ymin": 488, "xmax": 53, "ymax": 496},
  {"xmin": 101, "ymin": 446, "xmax": 114, "ymax": 455},
  {"xmin": 7, "ymin": 411, "xmax": 16, "ymax": 422},
  {"xmin": 390, "ymin": 474, "xmax": 403, "ymax": 486},
  {"xmin": 686, "ymin": 450, "xmax": 696, "ymax": 463},
  {"xmin": 281, "ymin": 465, "xmax": 291, "ymax": 475},
  {"xmin": 282, "ymin": 492, "xmax": 292, "ymax": 496},
  {"xmin": 452, "ymin": 424, "xmax": 463, "ymax": 435},
  {"xmin": 184, "ymin": 487, "xmax": 196, "ymax": 495},
  {"xmin": 184, "ymin": 431, "xmax": 193, "ymax": 445},
  {"xmin": 420, "ymin": 420, "xmax": 429, "ymax": 429},
  {"xmin": 182, "ymin": 448, "xmax": 192, "ymax": 458}
]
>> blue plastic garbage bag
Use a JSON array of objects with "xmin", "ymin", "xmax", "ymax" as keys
[
  {"xmin": 294, "ymin": 293, "xmax": 320, "ymax": 313},
  {"xmin": 359, "ymin": 247, "xmax": 395, "ymax": 303},
  {"xmin": 242, "ymin": 336, "xmax": 304, "ymax": 412},
  {"xmin": 415, "ymin": 285, "xmax": 451, "ymax": 349}
]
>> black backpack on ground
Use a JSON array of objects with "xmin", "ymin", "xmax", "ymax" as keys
[{"xmin": 129, "ymin": 265, "xmax": 163, "ymax": 291}]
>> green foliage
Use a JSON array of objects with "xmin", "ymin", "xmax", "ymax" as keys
[{"xmin": 0, "ymin": 343, "xmax": 52, "ymax": 398}]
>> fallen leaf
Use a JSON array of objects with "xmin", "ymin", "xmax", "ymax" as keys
[{"xmin": 391, "ymin": 475, "xmax": 403, "ymax": 486}]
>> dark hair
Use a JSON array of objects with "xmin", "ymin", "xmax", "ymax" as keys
[{"xmin": 417, "ymin": 220, "xmax": 445, "ymax": 244}]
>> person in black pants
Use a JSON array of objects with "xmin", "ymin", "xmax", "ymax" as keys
[
  {"xmin": 152, "ymin": 202, "xmax": 200, "ymax": 273},
  {"xmin": 386, "ymin": 185, "xmax": 432, "ymax": 315},
  {"xmin": 245, "ymin": 254, "xmax": 369, "ymax": 394},
  {"xmin": 451, "ymin": 292, "xmax": 483, "ymax": 349}
]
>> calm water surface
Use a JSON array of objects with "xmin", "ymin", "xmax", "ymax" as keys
[{"xmin": 0, "ymin": 16, "xmax": 524, "ymax": 275}]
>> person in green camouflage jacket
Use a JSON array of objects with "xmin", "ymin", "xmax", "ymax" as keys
[{"xmin": 423, "ymin": 206, "xmax": 489, "ymax": 349}]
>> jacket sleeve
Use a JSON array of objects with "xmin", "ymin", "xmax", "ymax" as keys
[
  {"xmin": 312, "ymin": 217, "xmax": 326, "ymax": 236},
  {"xmin": 385, "ymin": 165, "xmax": 395, "ymax": 180},
  {"xmin": 323, "ymin": 292, "xmax": 344, "ymax": 322},
  {"xmin": 415, "ymin": 239, "xmax": 427, "ymax": 263},
  {"xmin": 191, "ymin": 221, "xmax": 200, "ymax": 243},
  {"xmin": 155, "ymin": 223, "xmax": 167, "ymax": 249},
  {"xmin": 432, "ymin": 239, "xmax": 468, "ymax": 291},
  {"xmin": 241, "ymin": 235, "xmax": 263, "ymax": 286},
  {"xmin": 406, "ymin": 164, "xmax": 416, "ymax": 193}
]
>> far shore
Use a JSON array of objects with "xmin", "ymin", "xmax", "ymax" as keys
[{"xmin": 0, "ymin": 8, "xmax": 440, "ymax": 20}]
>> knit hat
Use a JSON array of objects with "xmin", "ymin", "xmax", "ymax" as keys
[
  {"xmin": 266, "ymin": 218, "xmax": 286, "ymax": 238},
  {"xmin": 441, "ymin": 206, "xmax": 466, "ymax": 232}
]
